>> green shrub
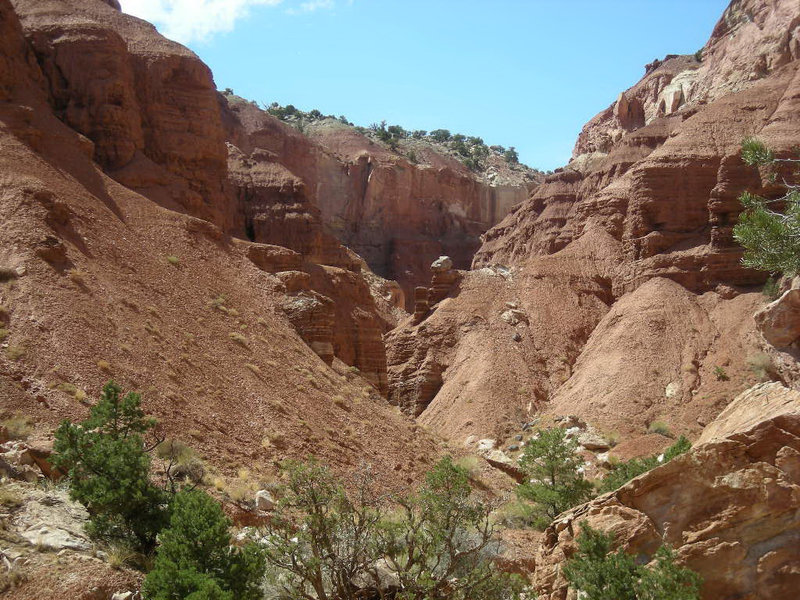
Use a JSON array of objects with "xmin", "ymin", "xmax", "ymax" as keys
[
  {"xmin": 762, "ymin": 276, "xmax": 781, "ymax": 300},
  {"xmin": 516, "ymin": 428, "xmax": 595, "ymax": 528},
  {"xmin": 564, "ymin": 524, "xmax": 701, "ymax": 600},
  {"xmin": 1, "ymin": 413, "xmax": 34, "ymax": 440},
  {"xmin": 598, "ymin": 436, "xmax": 691, "ymax": 494},
  {"xmin": 52, "ymin": 381, "xmax": 169, "ymax": 552},
  {"xmin": 142, "ymin": 490, "xmax": 264, "ymax": 600},
  {"xmin": 713, "ymin": 366, "xmax": 730, "ymax": 381},
  {"xmin": 504, "ymin": 147, "xmax": 519, "ymax": 164},
  {"xmin": 648, "ymin": 420, "xmax": 671, "ymax": 437},
  {"xmin": 733, "ymin": 138, "xmax": 800, "ymax": 275},
  {"xmin": 262, "ymin": 457, "xmax": 526, "ymax": 600},
  {"xmin": 747, "ymin": 352, "xmax": 773, "ymax": 380}
]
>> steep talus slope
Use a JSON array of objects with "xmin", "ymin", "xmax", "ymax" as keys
[
  {"xmin": 0, "ymin": 0, "xmax": 439, "ymax": 495},
  {"xmin": 389, "ymin": 0, "xmax": 800, "ymax": 447},
  {"xmin": 534, "ymin": 382, "xmax": 800, "ymax": 600},
  {"xmin": 9, "ymin": 0, "xmax": 399, "ymax": 389}
]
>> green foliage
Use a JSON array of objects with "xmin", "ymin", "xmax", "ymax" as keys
[
  {"xmin": 598, "ymin": 436, "xmax": 691, "ymax": 494},
  {"xmin": 648, "ymin": 420, "xmax": 671, "ymax": 436},
  {"xmin": 733, "ymin": 138, "xmax": 800, "ymax": 275},
  {"xmin": 516, "ymin": 428, "xmax": 594, "ymax": 528},
  {"xmin": 504, "ymin": 147, "xmax": 519, "ymax": 164},
  {"xmin": 740, "ymin": 137, "xmax": 775, "ymax": 166},
  {"xmin": 1, "ymin": 413, "xmax": 34, "ymax": 440},
  {"xmin": 762, "ymin": 275, "xmax": 781, "ymax": 300},
  {"xmin": 563, "ymin": 525, "xmax": 639, "ymax": 600},
  {"xmin": 713, "ymin": 366, "xmax": 730, "ymax": 381},
  {"xmin": 142, "ymin": 490, "xmax": 264, "ymax": 600},
  {"xmin": 564, "ymin": 525, "xmax": 701, "ymax": 600},
  {"xmin": 262, "ymin": 457, "xmax": 525, "ymax": 600},
  {"xmin": 52, "ymin": 381, "xmax": 168, "ymax": 552},
  {"xmin": 429, "ymin": 129, "xmax": 452, "ymax": 142}
]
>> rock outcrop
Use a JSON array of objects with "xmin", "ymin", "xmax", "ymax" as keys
[
  {"xmin": 534, "ymin": 382, "xmax": 800, "ymax": 600},
  {"xmin": 11, "ymin": 0, "xmax": 235, "ymax": 230},
  {"xmin": 755, "ymin": 287, "xmax": 800, "ymax": 347},
  {"xmin": 411, "ymin": 256, "xmax": 463, "ymax": 325},
  {"xmin": 0, "ymin": 0, "xmax": 440, "ymax": 525},
  {"xmin": 475, "ymin": 0, "xmax": 799, "ymax": 297}
]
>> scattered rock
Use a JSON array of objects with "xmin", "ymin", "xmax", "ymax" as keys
[
  {"xmin": 254, "ymin": 490, "xmax": 275, "ymax": 512},
  {"xmin": 511, "ymin": 331, "xmax": 522, "ymax": 342},
  {"xmin": 430, "ymin": 256, "xmax": 453, "ymax": 272},
  {"xmin": 500, "ymin": 309, "xmax": 529, "ymax": 326}
]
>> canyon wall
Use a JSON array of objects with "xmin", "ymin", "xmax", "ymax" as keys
[{"xmin": 389, "ymin": 0, "xmax": 800, "ymax": 445}]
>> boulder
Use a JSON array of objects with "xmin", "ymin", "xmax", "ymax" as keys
[
  {"xmin": 533, "ymin": 382, "xmax": 800, "ymax": 600},
  {"xmin": 254, "ymin": 490, "xmax": 275, "ymax": 512},
  {"xmin": 754, "ymin": 288, "xmax": 800, "ymax": 347},
  {"xmin": 431, "ymin": 256, "xmax": 453, "ymax": 273}
]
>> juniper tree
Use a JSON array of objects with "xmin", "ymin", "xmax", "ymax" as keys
[
  {"xmin": 516, "ymin": 427, "xmax": 594, "ymax": 528},
  {"xmin": 141, "ymin": 490, "xmax": 264, "ymax": 600},
  {"xmin": 733, "ymin": 137, "xmax": 800, "ymax": 275},
  {"xmin": 52, "ymin": 381, "xmax": 168, "ymax": 552},
  {"xmin": 563, "ymin": 524, "xmax": 701, "ymax": 600}
]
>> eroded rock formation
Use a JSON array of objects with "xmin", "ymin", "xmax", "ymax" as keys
[
  {"xmin": 388, "ymin": 0, "xmax": 800, "ymax": 447},
  {"xmin": 534, "ymin": 382, "xmax": 800, "ymax": 600}
]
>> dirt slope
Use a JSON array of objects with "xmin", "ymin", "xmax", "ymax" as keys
[{"xmin": 0, "ymin": 0, "xmax": 440, "ymax": 495}]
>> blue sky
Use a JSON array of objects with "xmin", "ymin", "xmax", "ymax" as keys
[{"xmin": 123, "ymin": 0, "xmax": 730, "ymax": 171}]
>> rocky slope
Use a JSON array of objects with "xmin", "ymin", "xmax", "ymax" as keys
[
  {"xmin": 0, "ymin": 0, "xmax": 443, "ymax": 508},
  {"xmin": 534, "ymin": 382, "xmax": 800, "ymax": 600},
  {"xmin": 388, "ymin": 0, "xmax": 800, "ymax": 449}
]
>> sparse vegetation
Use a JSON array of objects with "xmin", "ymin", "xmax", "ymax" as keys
[
  {"xmin": 5, "ymin": 345, "xmax": 25, "ymax": 361},
  {"xmin": 261, "ymin": 457, "xmax": 526, "ymax": 600},
  {"xmin": 564, "ymin": 524, "xmax": 701, "ymax": 600},
  {"xmin": 598, "ymin": 436, "xmax": 691, "ymax": 494},
  {"xmin": 648, "ymin": 420, "xmax": 672, "ymax": 437},
  {"xmin": 0, "ymin": 485, "xmax": 23, "ymax": 508},
  {"xmin": 1, "ymin": 413, "xmax": 34, "ymax": 440},
  {"xmin": 747, "ymin": 352, "xmax": 773, "ymax": 380},
  {"xmin": 713, "ymin": 366, "xmax": 730, "ymax": 381},
  {"xmin": 0, "ymin": 266, "xmax": 19, "ymax": 282},
  {"xmin": 141, "ymin": 489, "xmax": 265, "ymax": 600},
  {"xmin": 52, "ymin": 381, "xmax": 169, "ymax": 552},
  {"xmin": 229, "ymin": 332, "xmax": 248, "ymax": 346},
  {"xmin": 261, "ymin": 102, "xmax": 541, "ymax": 178},
  {"xmin": 516, "ymin": 427, "xmax": 595, "ymax": 528},
  {"xmin": 166, "ymin": 255, "xmax": 180, "ymax": 266},
  {"xmin": 762, "ymin": 275, "xmax": 781, "ymax": 300}
]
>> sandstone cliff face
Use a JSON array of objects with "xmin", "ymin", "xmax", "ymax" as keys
[
  {"xmin": 221, "ymin": 95, "xmax": 533, "ymax": 306},
  {"xmin": 0, "ymin": 0, "xmax": 438, "ymax": 518},
  {"xmin": 11, "ymin": 0, "xmax": 234, "ymax": 231},
  {"xmin": 8, "ymin": 0, "xmax": 401, "ymax": 392},
  {"xmin": 475, "ymin": 0, "xmax": 799, "ymax": 298},
  {"xmin": 534, "ymin": 382, "xmax": 800, "ymax": 600}
]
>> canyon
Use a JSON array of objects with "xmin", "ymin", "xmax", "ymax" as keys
[{"xmin": 0, "ymin": 0, "xmax": 799, "ymax": 598}]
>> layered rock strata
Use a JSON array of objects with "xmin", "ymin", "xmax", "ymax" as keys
[{"xmin": 534, "ymin": 382, "xmax": 800, "ymax": 600}]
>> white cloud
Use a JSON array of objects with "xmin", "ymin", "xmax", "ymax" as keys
[
  {"xmin": 121, "ymin": 0, "xmax": 284, "ymax": 44},
  {"xmin": 296, "ymin": 0, "xmax": 334, "ymax": 12}
]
